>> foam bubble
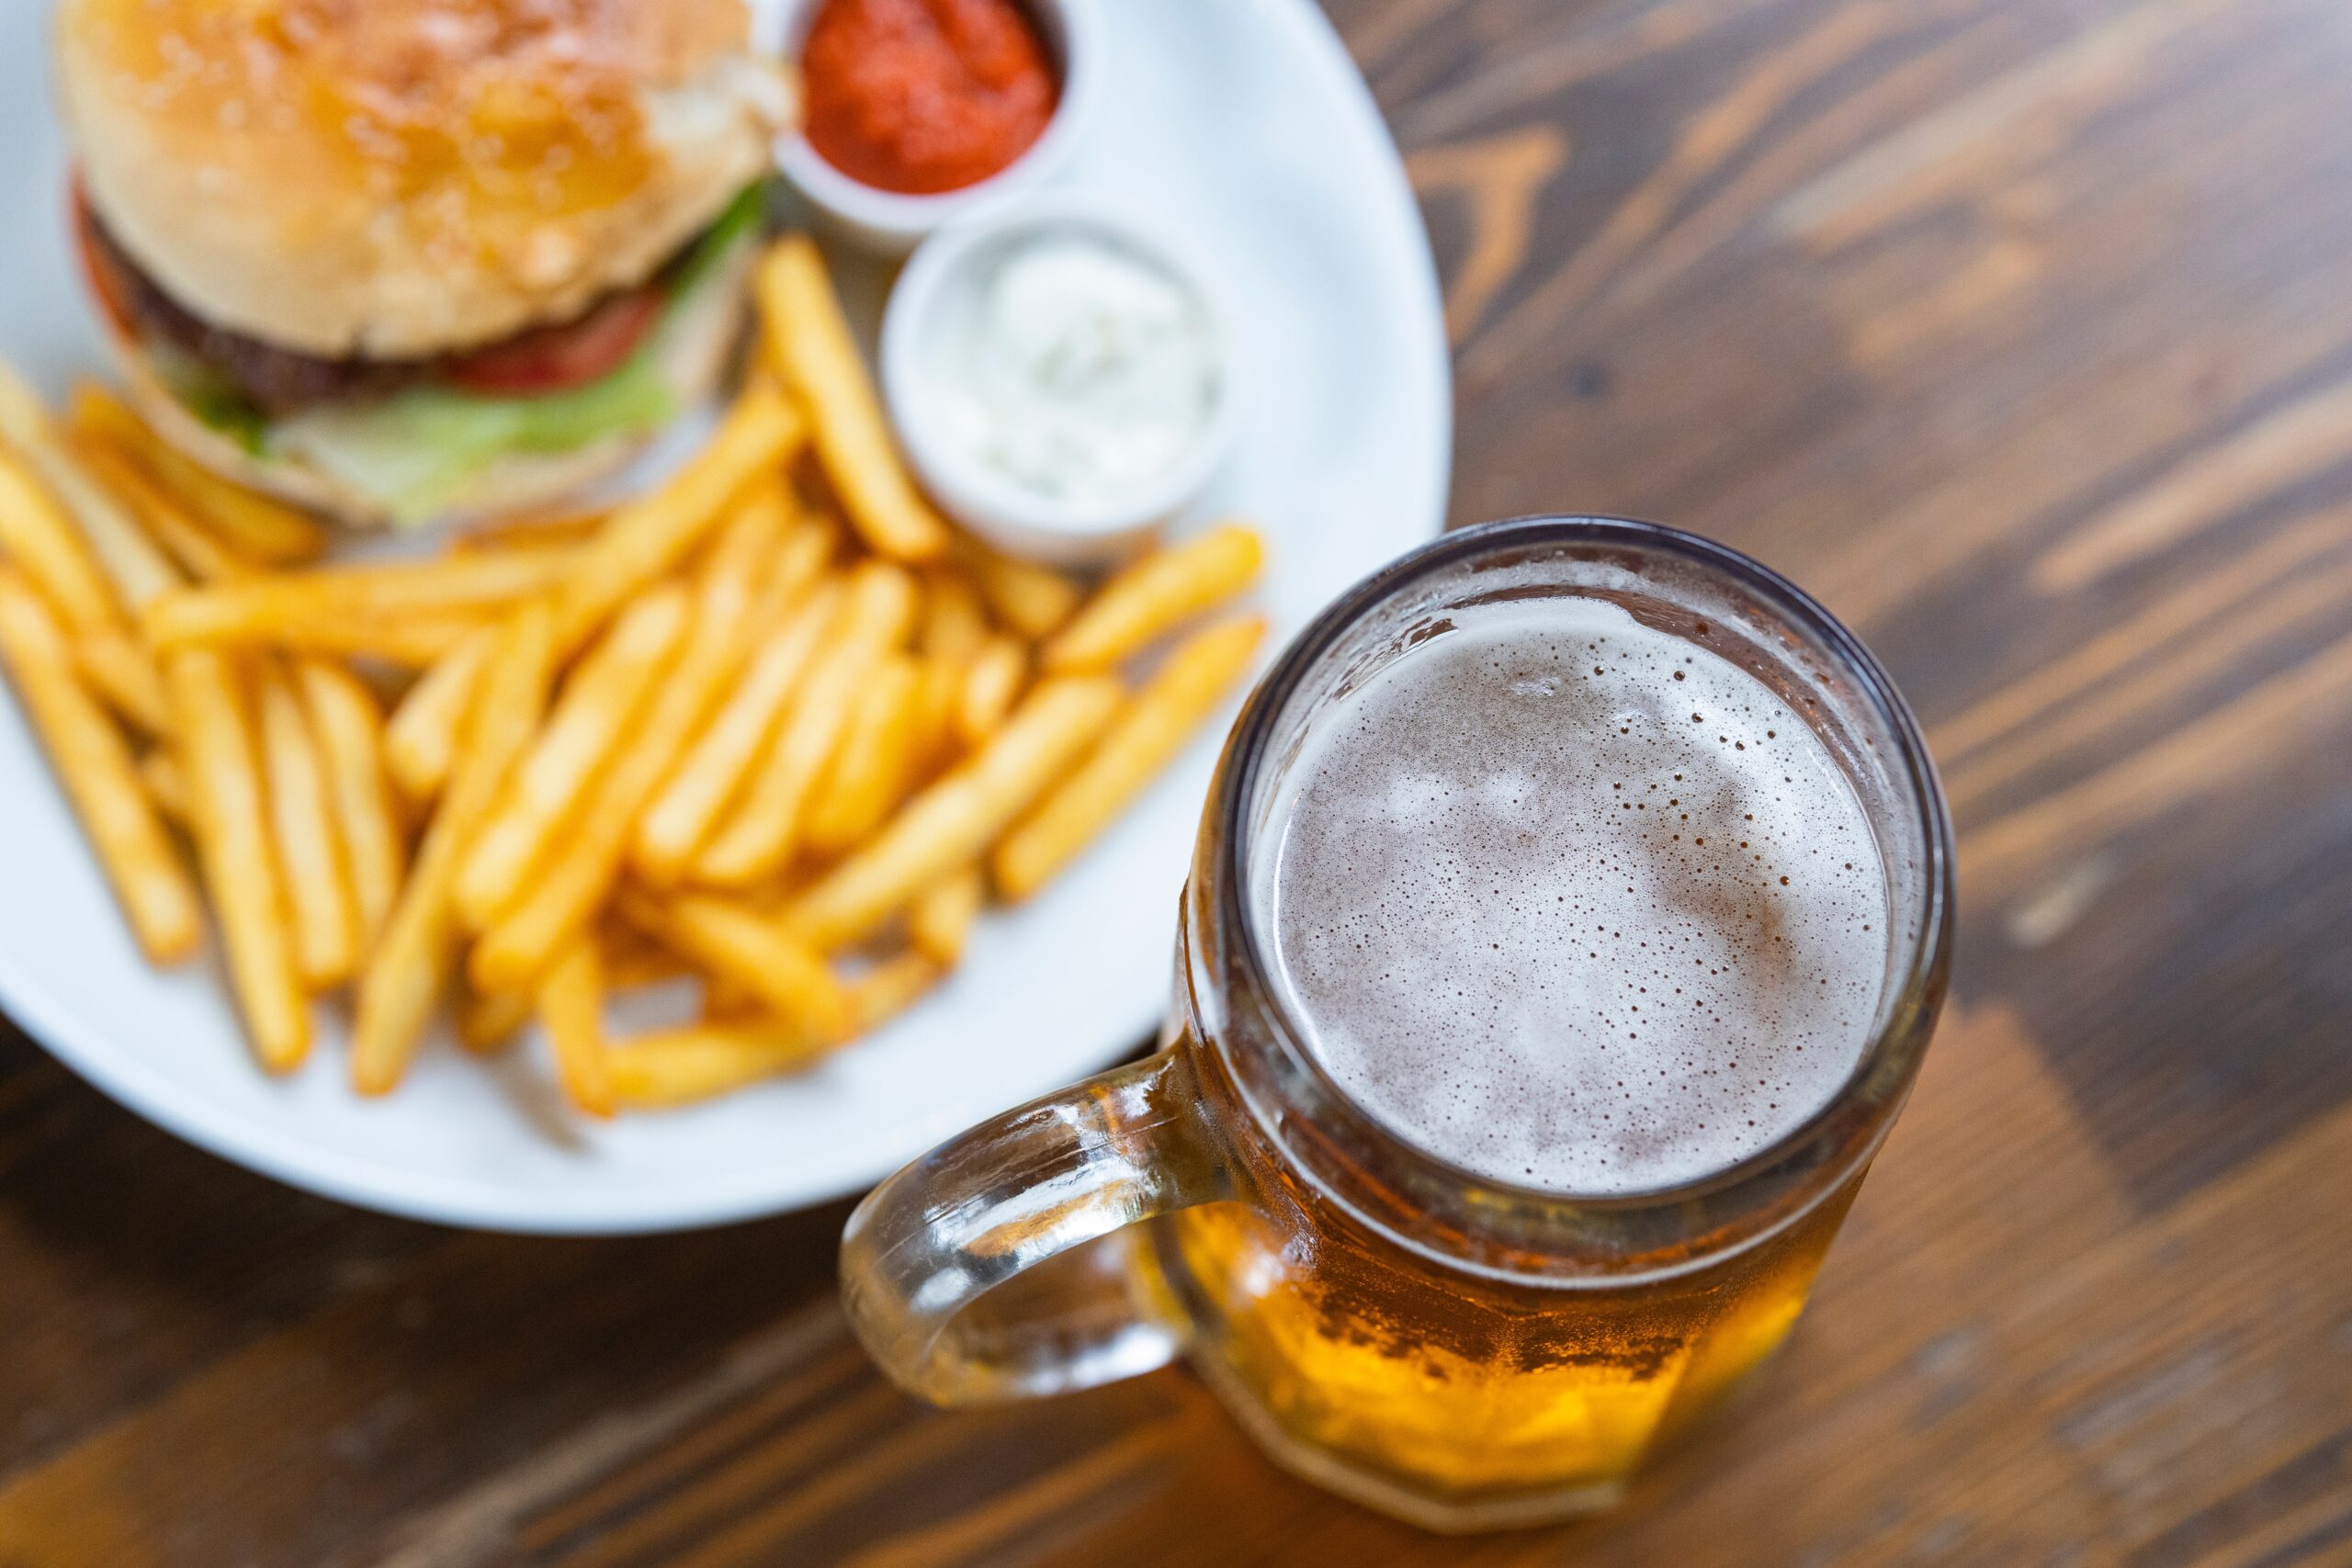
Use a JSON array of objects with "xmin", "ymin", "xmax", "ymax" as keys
[{"xmin": 1256, "ymin": 598, "xmax": 1888, "ymax": 1195}]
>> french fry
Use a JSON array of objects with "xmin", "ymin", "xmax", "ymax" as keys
[
  {"xmin": 909, "ymin": 866, "xmax": 984, "ymax": 966},
  {"xmin": 804, "ymin": 653, "xmax": 924, "ymax": 853},
  {"xmin": 469, "ymin": 541, "xmax": 815, "ymax": 991},
  {"xmin": 550, "ymin": 380, "xmax": 803, "ymax": 652},
  {"xmin": 385, "ymin": 630, "xmax": 495, "ymax": 802},
  {"xmin": 144, "ymin": 550, "xmax": 577, "ymax": 650},
  {"xmin": 255, "ymin": 662, "xmax": 360, "ymax": 989},
  {"xmin": 75, "ymin": 630, "xmax": 172, "ymax": 738},
  {"xmin": 787, "ymin": 677, "xmax": 1122, "ymax": 949},
  {"xmin": 965, "ymin": 541, "xmax": 1081, "ymax": 639},
  {"xmin": 537, "ymin": 940, "xmax": 616, "ymax": 1118},
  {"xmin": 455, "ymin": 584, "xmax": 691, "ymax": 931},
  {"xmin": 911, "ymin": 656, "xmax": 966, "ymax": 770},
  {"xmin": 954, "ymin": 634, "xmax": 1028, "ymax": 749},
  {"xmin": 70, "ymin": 384, "xmax": 326, "ymax": 565},
  {"xmin": 998, "ymin": 616, "xmax": 1265, "ymax": 900},
  {"xmin": 757, "ymin": 235, "xmax": 950, "ymax": 562},
  {"xmin": 168, "ymin": 649, "xmax": 310, "ymax": 1069},
  {"xmin": 139, "ymin": 747, "xmax": 191, "ymax": 827},
  {"xmin": 617, "ymin": 889, "xmax": 855, "ymax": 1044},
  {"xmin": 452, "ymin": 509, "xmax": 610, "ymax": 555},
  {"xmin": 703, "ymin": 472, "xmax": 796, "ymax": 579},
  {"xmin": 920, "ymin": 567, "xmax": 989, "ymax": 663},
  {"xmin": 457, "ymin": 986, "xmax": 533, "ymax": 1055},
  {"xmin": 632, "ymin": 578, "xmax": 842, "ymax": 883},
  {"xmin": 69, "ymin": 427, "xmax": 254, "ymax": 584},
  {"xmin": 852, "ymin": 950, "xmax": 944, "ymax": 1031},
  {"xmin": 696, "ymin": 560, "xmax": 917, "ymax": 885},
  {"xmin": 0, "ymin": 569, "xmax": 201, "ymax": 964},
  {"xmin": 295, "ymin": 660, "xmax": 404, "ymax": 947},
  {"xmin": 608, "ymin": 1020, "xmax": 831, "ymax": 1109},
  {"xmin": 0, "ymin": 363, "xmax": 177, "ymax": 609},
  {"xmin": 352, "ymin": 599, "xmax": 558, "ymax": 1095},
  {"xmin": 0, "ymin": 443, "xmax": 124, "ymax": 632},
  {"xmin": 1043, "ymin": 524, "xmax": 1264, "ymax": 672},
  {"xmin": 603, "ymin": 921, "xmax": 692, "ymax": 994},
  {"xmin": 249, "ymin": 614, "xmax": 491, "ymax": 669}
]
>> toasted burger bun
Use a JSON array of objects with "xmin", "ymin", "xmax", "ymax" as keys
[
  {"xmin": 56, "ymin": 0, "xmax": 786, "ymax": 361},
  {"xmin": 110, "ymin": 237, "xmax": 758, "ymax": 531}
]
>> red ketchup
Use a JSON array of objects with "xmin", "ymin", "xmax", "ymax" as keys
[{"xmin": 801, "ymin": 0, "xmax": 1059, "ymax": 197}]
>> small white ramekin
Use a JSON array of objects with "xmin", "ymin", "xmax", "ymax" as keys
[
  {"xmin": 768, "ymin": 0, "xmax": 1103, "ymax": 257},
  {"xmin": 880, "ymin": 193, "xmax": 1241, "ymax": 567}
]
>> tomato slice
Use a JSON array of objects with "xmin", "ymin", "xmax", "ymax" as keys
[
  {"xmin": 71, "ymin": 188, "xmax": 142, "ymax": 342},
  {"xmin": 442, "ymin": 287, "xmax": 664, "ymax": 397}
]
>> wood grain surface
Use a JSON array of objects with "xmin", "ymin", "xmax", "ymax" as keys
[{"xmin": 6, "ymin": 0, "xmax": 2351, "ymax": 1562}]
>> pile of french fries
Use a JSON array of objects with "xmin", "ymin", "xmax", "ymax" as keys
[{"xmin": 0, "ymin": 232, "xmax": 1266, "ymax": 1115}]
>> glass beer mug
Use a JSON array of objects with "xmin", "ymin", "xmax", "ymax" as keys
[{"xmin": 842, "ymin": 518, "xmax": 1954, "ymax": 1531}]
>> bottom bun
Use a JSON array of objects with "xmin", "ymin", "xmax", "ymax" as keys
[{"xmin": 111, "ymin": 241, "xmax": 756, "ymax": 534}]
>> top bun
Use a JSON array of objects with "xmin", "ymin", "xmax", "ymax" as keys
[{"xmin": 56, "ymin": 0, "xmax": 786, "ymax": 361}]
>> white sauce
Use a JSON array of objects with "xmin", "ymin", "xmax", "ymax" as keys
[{"xmin": 928, "ymin": 232, "xmax": 1220, "ymax": 510}]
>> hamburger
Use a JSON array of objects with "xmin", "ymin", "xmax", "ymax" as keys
[{"xmin": 54, "ymin": 0, "xmax": 791, "ymax": 530}]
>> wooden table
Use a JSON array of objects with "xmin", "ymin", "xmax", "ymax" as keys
[{"xmin": 6, "ymin": 0, "xmax": 2350, "ymax": 1562}]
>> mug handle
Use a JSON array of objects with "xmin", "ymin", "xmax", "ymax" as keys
[{"xmin": 839, "ymin": 1047, "xmax": 1230, "ymax": 1405}]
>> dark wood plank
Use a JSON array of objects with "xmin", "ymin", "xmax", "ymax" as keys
[{"xmin": 5, "ymin": 0, "xmax": 2351, "ymax": 1562}]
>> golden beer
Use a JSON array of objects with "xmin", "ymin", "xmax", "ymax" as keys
[{"xmin": 842, "ymin": 519, "xmax": 1953, "ymax": 1531}]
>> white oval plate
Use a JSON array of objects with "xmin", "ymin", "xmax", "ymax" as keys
[{"xmin": 0, "ymin": 0, "xmax": 1450, "ymax": 1233}]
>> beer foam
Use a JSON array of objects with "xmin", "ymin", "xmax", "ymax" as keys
[{"xmin": 1257, "ymin": 598, "xmax": 1888, "ymax": 1195}]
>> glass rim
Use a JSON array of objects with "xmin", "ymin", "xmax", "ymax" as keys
[{"xmin": 1209, "ymin": 514, "xmax": 1957, "ymax": 1223}]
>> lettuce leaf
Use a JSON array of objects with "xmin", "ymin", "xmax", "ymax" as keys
[
  {"xmin": 275, "ymin": 349, "xmax": 675, "ymax": 528},
  {"xmin": 169, "ymin": 182, "xmax": 768, "ymax": 528}
]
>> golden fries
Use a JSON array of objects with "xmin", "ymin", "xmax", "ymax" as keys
[
  {"xmin": 386, "ymin": 631, "xmax": 495, "ymax": 802},
  {"xmin": 144, "ymin": 549, "xmax": 577, "ymax": 650},
  {"xmin": 998, "ymin": 616, "xmax": 1265, "ymax": 900},
  {"xmin": 466, "ymin": 525, "xmax": 819, "ymax": 994},
  {"xmin": 295, "ymin": 661, "xmax": 404, "ymax": 947},
  {"xmin": 789, "ymin": 677, "xmax": 1123, "ymax": 950},
  {"xmin": 257, "ymin": 661, "xmax": 360, "ymax": 989},
  {"xmin": 854, "ymin": 951, "xmax": 944, "ymax": 1031},
  {"xmin": 608, "ymin": 1020, "xmax": 830, "ymax": 1109},
  {"xmin": 169, "ymin": 649, "xmax": 311, "ymax": 1070},
  {"xmin": 537, "ymin": 940, "xmax": 616, "ymax": 1118},
  {"xmin": 618, "ymin": 890, "xmax": 855, "ymax": 1044},
  {"xmin": 0, "ymin": 568, "xmax": 201, "ymax": 963},
  {"xmin": 455, "ymin": 584, "xmax": 690, "ymax": 930},
  {"xmin": 70, "ymin": 426, "xmax": 255, "ymax": 584},
  {"xmin": 633, "ymin": 578, "xmax": 842, "ymax": 882},
  {"xmin": 909, "ymin": 866, "xmax": 984, "ymax": 966},
  {"xmin": 0, "ymin": 254, "xmax": 1280, "ymax": 1120},
  {"xmin": 920, "ymin": 568, "xmax": 989, "ymax": 663},
  {"xmin": 954, "ymin": 634, "xmax": 1029, "ymax": 749},
  {"xmin": 74, "ymin": 630, "xmax": 172, "ymax": 738},
  {"xmin": 696, "ymin": 560, "xmax": 917, "ymax": 885},
  {"xmin": 351, "ymin": 600, "xmax": 558, "ymax": 1095},
  {"xmin": 452, "ymin": 509, "xmax": 610, "ymax": 555},
  {"xmin": 457, "ymin": 986, "xmax": 534, "ymax": 1056},
  {"xmin": 0, "ymin": 363, "xmax": 177, "ymax": 610},
  {"xmin": 1044, "ymin": 524, "xmax": 1265, "ymax": 672},
  {"xmin": 71, "ymin": 384, "xmax": 326, "ymax": 565},
  {"xmin": 0, "ymin": 444, "xmax": 126, "ymax": 634},
  {"xmin": 804, "ymin": 653, "xmax": 923, "ymax": 853},
  {"xmin": 965, "ymin": 542, "xmax": 1081, "ymax": 639},
  {"xmin": 550, "ymin": 382, "xmax": 803, "ymax": 652},
  {"xmin": 139, "ymin": 747, "xmax": 191, "ymax": 827},
  {"xmin": 758, "ymin": 235, "xmax": 950, "ymax": 562}
]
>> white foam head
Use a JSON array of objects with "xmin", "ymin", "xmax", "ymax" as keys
[{"xmin": 1255, "ymin": 597, "xmax": 1889, "ymax": 1195}]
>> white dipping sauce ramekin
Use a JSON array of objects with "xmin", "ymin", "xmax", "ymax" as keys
[
  {"xmin": 768, "ymin": 0, "xmax": 1104, "ymax": 257},
  {"xmin": 880, "ymin": 193, "xmax": 1241, "ymax": 567}
]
